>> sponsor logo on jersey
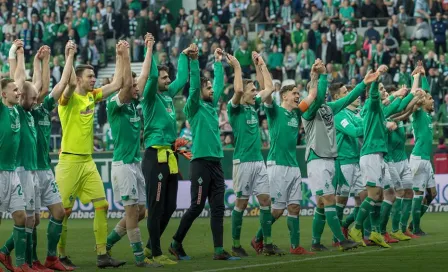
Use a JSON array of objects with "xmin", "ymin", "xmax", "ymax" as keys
[
  {"xmin": 38, "ymin": 115, "xmax": 51, "ymax": 126},
  {"xmin": 130, "ymin": 116, "xmax": 140, "ymax": 123},
  {"xmin": 288, "ymin": 117, "xmax": 299, "ymax": 127},
  {"xmin": 246, "ymin": 115, "xmax": 258, "ymax": 125}
]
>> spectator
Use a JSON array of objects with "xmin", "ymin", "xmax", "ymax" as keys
[
  {"xmin": 428, "ymin": 68, "xmax": 445, "ymax": 111},
  {"xmin": 364, "ymin": 21, "xmax": 380, "ymax": 44},
  {"xmin": 201, "ymin": 0, "xmax": 217, "ymax": 24},
  {"xmin": 339, "ymin": 0, "xmax": 355, "ymax": 23},
  {"xmin": 246, "ymin": 0, "xmax": 262, "ymax": 23},
  {"xmin": 283, "ymin": 44, "xmax": 297, "ymax": 80},
  {"xmin": 345, "ymin": 54, "xmax": 360, "ymax": 82},
  {"xmin": 307, "ymin": 21, "xmax": 321, "ymax": 53},
  {"xmin": 300, "ymin": 0, "xmax": 312, "ymax": 28},
  {"xmin": 291, "ymin": 22, "xmax": 306, "ymax": 52},
  {"xmin": 177, "ymin": 8, "xmax": 188, "ymax": 26},
  {"xmin": 432, "ymin": 12, "xmax": 447, "ymax": 56},
  {"xmin": 212, "ymin": 25, "xmax": 231, "ymax": 52},
  {"xmin": 220, "ymin": 0, "xmax": 232, "ymax": 24},
  {"xmin": 86, "ymin": 37, "xmax": 100, "ymax": 76},
  {"xmin": 19, "ymin": 21, "xmax": 32, "ymax": 61},
  {"xmin": 266, "ymin": 0, "xmax": 281, "ymax": 23},
  {"xmin": 343, "ymin": 22, "xmax": 357, "ymax": 63},
  {"xmin": 383, "ymin": 29, "xmax": 399, "ymax": 57},
  {"xmin": 92, "ymin": 12, "xmax": 106, "ymax": 54},
  {"xmin": 268, "ymin": 44, "xmax": 284, "ymax": 80},
  {"xmin": 281, "ymin": 0, "xmax": 293, "ymax": 26},
  {"xmin": 170, "ymin": 47, "xmax": 180, "ymax": 73},
  {"xmin": 180, "ymin": 120, "xmax": 193, "ymax": 149},
  {"xmin": 297, "ymin": 41, "xmax": 315, "ymax": 80},
  {"xmin": 231, "ymin": 27, "xmax": 245, "ymax": 53},
  {"xmin": 229, "ymin": 9, "xmax": 249, "ymax": 37},
  {"xmin": 23, "ymin": 0, "xmax": 38, "ymax": 23},
  {"xmin": 411, "ymin": 17, "xmax": 431, "ymax": 42},
  {"xmin": 234, "ymin": 40, "xmax": 252, "ymax": 78},
  {"xmin": 147, "ymin": 11, "xmax": 159, "ymax": 42},
  {"xmin": 93, "ymin": 137, "xmax": 104, "ymax": 152},
  {"xmin": 97, "ymin": 1, "xmax": 107, "ymax": 16},
  {"xmin": 438, "ymin": 54, "xmax": 448, "ymax": 76},
  {"xmin": 260, "ymin": 119, "xmax": 270, "ymax": 148},
  {"xmin": 393, "ymin": 63, "xmax": 412, "ymax": 87},
  {"xmin": 327, "ymin": 22, "xmax": 343, "ymax": 63},
  {"xmin": 104, "ymin": 4, "xmax": 117, "ymax": 39},
  {"xmin": 52, "ymin": 56, "xmax": 62, "ymax": 83},
  {"xmin": 124, "ymin": 9, "xmax": 139, "ymax": 61},
  {"xmin": 372, "ymin": 43, "xmax": 390, "ymax": 67},
  {"xmin": 397, "ymin": 5, "xmax": 409, "ymax": 25},
  {"xmin": 223, "ymin": 134, "xmax": 234, "ymax": 148},
  {"xmin": 73, "ymin": 10, "xmax": 90, "ymax": 47},
  {"xmin": 385, "ymin": 18, "xmax": 401, "ymax": 45},
  {"xmin": 157, "ymin": 5, "xmax": 173, "ymax": 31},
  {"xmin": 318, "ymin": 33, "xmax": 336, "ymax": 65},
  {"xmin": 360, "ymin": 0, "xmax": 380, "ymax": 26},
  {"xmin": 414, "ymin": 0, "xmax": 431, "ymax": 19},
  {"xmin": 425, "ymin": 50, "xmax": 438, "ymax": 69},
  {"xmin": 191, "ymin": 15, "xmax": 205, "ymax": 33},
  {"xmin": 4, "ymin": 16, "xmax": 21, "ymax": 38},
  {"xmin": 437, "ymin": 94, "xmax": 448, "ymax": 139},
  {"xmin": 230, "ymin": 0, "xmax": 248, "ymax": 16},
  {"xmin": 86, "ymin": 0, "xmax": 97, "ymax": 21},
  {"xmin": 30, "ymin": 14, "xmax": 44, "ymax": 53},
  {"xmin": 171, "ymin": 26, "xmax": 189, "ymax": 53}
]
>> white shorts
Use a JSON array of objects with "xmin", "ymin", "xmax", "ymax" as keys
[
  {"xmin": 111, "ymin": 161, "xmax": 146, "ymax": 206},
  {"xmin": 232, "ymin": 161, "xmax": 269, "ymax": 199},
  {"xmin": 36, "ymin": 170, "xmax": 62, "ymax": 207},
  {"xmin": 267, "ymin": 162, "xmax": 302, "ymax": 210},
  {"xmin": 409, "ymin": 155, "xmax": 436, "ymax": 192},
  {"xmin": 388, "ymin": 160, "xmax": 413, "ymax": 190},
  {"xmin": 16, "ymin": 167, "xmax": 38, "ymax": 212},
  {"xmin": 307, "ymin": 159, "xmax": 336, "ymax": 196},
  {"xmin": 360, "ymin": 154, "xmax": 390, "ymax": 189},
  {"xmin": 0, "ymin": 171, "xmax": 25, "ymax": 214},
  {"xmin": 337, "ymin": 163, "xmax": 364, "ymax": 197}
]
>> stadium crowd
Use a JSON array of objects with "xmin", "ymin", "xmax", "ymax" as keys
[{"xmin": 0, "ymin": 0, "xmax": 448, "ymax": 150}]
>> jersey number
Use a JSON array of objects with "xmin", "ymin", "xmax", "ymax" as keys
[
  {"xmin": 17, "ymin": 184, "xmax": 23, "ymax": 196},
  {"xmin": 51, "ymin": 182, "xmax": 59, "ymax": 193}
]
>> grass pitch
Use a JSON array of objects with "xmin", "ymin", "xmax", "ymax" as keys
[{"xmin": 1, "ymin": 214, "xmax": 447, "ymax": 271}]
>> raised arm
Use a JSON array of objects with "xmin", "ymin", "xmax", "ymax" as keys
[
  {"xmin": 137, "ymin": 33, "xmax": 155, "ymax": 95},
  {"xmin": 52, "ymin": 41, "xmax": 76, "ymax": 102},
  {"xmin": 38, "ymin": 46, "xmax": 51, "ymax": 104},
  {"xmin": 255, "ymin": 53, "xmax": 275, "ymax": 103},
  {"xmin": 227, "ymin": 54, "xmax": 243, "ymax": 105},
  {"xmin": 212, "ymin": 48, "xmax": 224, "ymax": 107},
  {"xmin": 302, "ymin": 59, "xmax": 327, "ymax": 119},
  {"xmin": 8, "ymin": 40, "xmax": 21, "ymax": 79},
  {"xmin": 253, "ymin": 51, "xmax": 264, "ymax": 90},
  {"xmin": 117, "ymin": 41, "xmax": 133, "ymax": 103},
  {"xmin": 167, "ymin": 46, "xmax": 190, "ymax": 97},
  {"xmin": 335, "ymin": 112, "xmax": 364, "ymax": 138},
  {"xmin": 33, "ymin": 48, "xmax": 43, "ymax": 94},
  {"xmin": 13, "ymin": 42, "xmax": 26, "ymax": 92},
  {"xmin": 383, "ymin": 96, "xmax": 402, "ymax": 117},
  {"xmin": 101, "ymin": 42, "xmax": 125, "ymax": 100},
  {"xmin": 183, "ymin": 44, "xmax": 200, "ymax": 119}
]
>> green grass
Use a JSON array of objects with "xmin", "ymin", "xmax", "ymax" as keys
[{"xmin": 1, "ymin": 214, "xmax": 447, "ymax": 271}]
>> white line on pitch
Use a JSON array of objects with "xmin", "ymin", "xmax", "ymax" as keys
[{"xmin": 195, "ymin": 241, "xmax": 447, "ymax": 272}]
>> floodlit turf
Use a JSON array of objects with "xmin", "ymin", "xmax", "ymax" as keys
[{"xmin": 0, "ymin": 214, "xmax": 447, "ymax": 271}]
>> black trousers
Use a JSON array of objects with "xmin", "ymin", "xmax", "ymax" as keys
[
  {"xmin": 142, "ymin": 148, "xmax": 179, "ymax": 257},
  {"xmin": 173, "ymin": 159, "xmax": 225, "ymax": 248}
]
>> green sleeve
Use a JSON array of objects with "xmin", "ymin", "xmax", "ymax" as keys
[
  {"xmin": 302, "ymin": 74, "xmax": 328, "ymax": 120},
  {"xmin": 369, "ymin": 81, "xmax": 380, "ymax": 110},
  {"xmin": 183, "ymin": 59, "xmax": 201, "ymax": 119},
  {"xmin": 421, "ymin": 76, "xmax": 429, "ymax": 92},
  {"xmin": 106, "ymin": 96, "xmax": 121, "ymax": 114},
  {"xmin": 142, "ymin": 55, "xmax": 159, "ymax": 100},
  {"xmin": 227, "ymin": 100, "xmax": 241, "ymax": 117},
  {"xmin": 167, "ymin": 53, "xmax": 189, "ymax": 98},
  {"xmin": 383, "ymin": 97, "xmax": 402, "ymax": 117},
  {"xmin": 212, "ymin": 62, "xmax": 224, "ymax": 107},
  {"xmin": 43, "ymin": 95, "xmax": 56, "ymax": 112},
  {"xmin": 335, "ymin": 111, "xmax": 363, "ymax": 138},
  {"xmin": 388, "ymin": 95, "xmax": 395, "ymax": 103},
  {"xmin": 328, "ymin": 81, "xmax": 366, "ymax": 115},
  {"xmin": 397, "ymin": 93, "xmax": 415, "ymax": 112}
]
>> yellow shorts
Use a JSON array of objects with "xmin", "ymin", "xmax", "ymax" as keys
[{"xmin": 55, "ymin": 154, "xmax": 106, "ymax": 208}]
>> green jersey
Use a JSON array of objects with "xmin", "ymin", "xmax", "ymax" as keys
[
  {"xmin": 343, "ymin": 31, "xmax": 357, "ymax": 53},
  {"xmin": 0, "ymin": 101, "xmax": 21, "ymax": 171},
  {"xmin": 335, "ymin": 108, "xmax": 363, "ymax": 165},
  {"xmin": 17, "ymin": 106, "xmax": 37, "ymax": 170},
  {"xmin": 411, "ymin": 108, "xmax": 433, "ymax": 160},
  {"xmin": 387, "ymin": 121, "xmax": 408, "ymax": 162},
  {"xmin": 227, "ymin": 96, "xmax": 263, "ymax": 163},
  {"xmin": 184, "ymin": 60, "xmax": 224, "ymax": 160},
  {"xmin": 360, "ymin": 81, "xmax": 388, "ymax": 156},
  {"xmin": 141, "ymin": 53, "xmax": 188, "ymax": 148},
  {"xmin": 265, "ymin": 100, "xmax": 304, "ymax": 167},
  {"xmin": 31, "ymin": 95, "xmax": 55, "ymax": 170},
  {"xmin": 107, "ymin": 94, "xmax": 141, "ymax": 163}
]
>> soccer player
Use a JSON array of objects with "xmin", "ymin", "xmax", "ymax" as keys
[
  {"xmin": 260, "ymin": 60, "xmax": 323, "ymax": 255},
  {"xmin": 408, "ymin": 80, "xmax": 437, "ymax": 237},
  {"xmin": 332, "ymin": 86, "xmax": 365, "ymax": 243},
  {"xmin": 170, "ymin": 47, "xmax": 239, "ymax": 260},
  {"xmin": 105, "ymin": 36, "xmax": 161, "ymax": 268},
  {"xmin": 348, "ymin": 65, "xmax": 393, "ymax": 248},
  {"xmin": 0, "ymin": 41, "xmax": 29, "ymax": 272},
  {"xmin": 304, "ymin": 69, "xmax": 380, "ymax": 252},
  {"xmin": 227, "ymin": 52, "xmax": 283, "ymax": 256},
  {"xmin": 140, "ymin": 41, "xmax": 192, "ymax": 265},
  {"xmin": 55, "ymin": 42, "xmax": 127, "ymax": 268}
]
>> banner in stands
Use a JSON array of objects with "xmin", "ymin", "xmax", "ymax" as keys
[{"xmin": 2, "ymin": 158, "xmax": 447, "ymax": 219}]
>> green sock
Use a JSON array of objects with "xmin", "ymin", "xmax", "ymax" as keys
[
  {"xmin": 370, "ymin": 201, "xmax": 382, "ymax": 233},
  {"xmin": 32, "ymin": 228, "xmax": 38, "ymax": 261},
  {"xmin": 412, "ymin": 196, "xmax": 423, "ymax": 233},
  {"xmin": 256, "ymin": 217, "xmax": 276, "ymax": 242},
  {"xmin": 391, "ymin": 198, "xmax": 402, "ymax": 232},
  {"xmin": 214, "ymin": 247, "xmax": 224, "ymax": 255},
  {"xmin": 231, "ymin": 208, "xmax": 244, "ymax": 248},
  {"xmin": 25, "ymin": 228, "xmax": 33, "ymax": 266},
  {"xmin": 311, "ymin": 208, "xmax": 326, "ymax": 245},
  {"xmin": 130, "ymin": 242, "xmax": 145, "ymax": 263},
  {"xmin": 325, "ymin": 205, "xmax": 346, "ymax": 242},
  {"xmin": 171, "ymin": 240, "xmax": 179, "ymax": 249},
  {"xmin": 336, "ymin": 204, "xmax": 344, "ymax": 224},
  {"xmin": 379, "ymin": 200, "xmax": 393, "ymax": 234},
  {"xmin": 400, "ymin": 198, "xmax": 412, "ymax": 232},
  {"xmin": 355, "ymin": 197, "xmax": 375, "ymax": 230},
  {"xmin": 287, "ymin": 216, "xmax": 300, "ymax": 249},
  {"xmin": 363, "ymin": 214, "xmax": 371, "ymax": 237},
  {"xmin": 343, "ymin": 207, "xmax": 359, "ymax": 228},
  {"xmin": 259, "ymin": 206, "xmax": 273, "ymax": 245},
  {"xmin": 47, "ymin": 218, "xmax": 63, "ymax": 257},
  {"xmin": 106, "ymin": 226, "xmax": 126, "ymax": 251},
  {"xmin": 14, "ymin": 226, "xmax": 27, "ymax": 266},
  {"xmin": 0, "ymin": 233, "xmax": 15, "ymax": 255},
  {"xmin": 421, "ymin": 204, "xmax": 429, "ymax": 218}
]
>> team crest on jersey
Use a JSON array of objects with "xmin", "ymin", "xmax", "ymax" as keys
[
  {"xmin": 38, "ymin": 115, "xmax": 51, "ymax": 126},
  {"xmin": 198, "ymin": 177, "xmax": 203, "ymax": 185},
  {"xmin": 246, "ymin": 114, "xmax": 258, "ymax": 125},
  {"xmin": 288, "ymin": 117, "xmax": 299, "ymax": 128}
]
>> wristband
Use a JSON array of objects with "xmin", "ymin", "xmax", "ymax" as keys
[{"xmin": 8, "ymin": 44, "xmax": 17, "ymax": 59}]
